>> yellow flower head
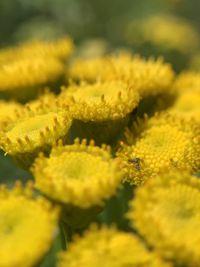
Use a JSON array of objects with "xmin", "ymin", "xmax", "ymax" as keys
[
  {"xmin": 0, "ymin": 57, "xmax": 64, "ymax": 100},
  {"xmin": 68, "ymin": 53, "xmax": 175, "ymax": 97},
  {"xmin": 168, "ymin": 91, "xmax": 200, "ymax": 123},
  {"xmin": 18, "ymin": 36, "xmax": 74, "ymax": 60},
  {"xmin": 0, "ymin": 100, "xmax": 22, "ymax": 127},
  {"xmin": 0, "ymin": 98, "xmax": 72, "ymax": 168},
  {"xmin": 174, "ymin": 71, "xmax": 200, "ymax": 94},
  {"xmin": 127, "ymin": 171, "xmax": 200, "ymax": 266},
  {"xmin": 32, "ymin": 138, "xmax": 122, "ymax": 209},
  {"xmin": 60, "ymin": 81, "xmax": 140, "ymax": 121},
  {"xmin": 57, "ymin": 224, "xmax": 172, "ymax": 267},
  {"xmin": 0, "ymin": 36, "xmax": 74, "ymax": 64},
  {"xmin": 0, "ymin": 181, "xmax": 59, "ymax": 267},
  {"xmin": 117, "ymin": 113, "xmax": 200, "ymax": 185},
  {"xmin": 125, "ymin": 14, "xmax": 199, "ymax": 53}
]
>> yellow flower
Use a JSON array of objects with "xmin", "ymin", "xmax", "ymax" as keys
[
  {"xmin": 0, "ymin": 99, "xmax": 72, "ymax": 169},
  {"xmin": 32, "ymin": 138, "xmax": 122, "ymax": 209},
  {"xmin": 125, "ymin": 14, "xmax": 199, "ymax": 53},
  {"xmin": 0, "ymin": 181, "xmax": 59, "ymax": 267},
  {"xmin": 0, "ymin": 100, "xmax": 22, "ymax": 127},
  {"xmin": 168, "ymin": 91, "xmax": 200, "ymax": 123},
  {"xmin": 68, "ymin": 53, "xmax": 175, "ymax": 97},
  {"xmin": 0, "ymin": 57, "xmax": 64, "ymax": 101},
  {"xmin": 0, "ymin": 36, "xmax": 74, "ymax": 64},
  {"xmin": 57, "ymin": 224, "xmax": 172, "ymax": 267},
  {"xmin": 174, "ymin": 71, "xmax": 200, "ymax": 94},
  {"xmin": 117, "ymin": 113, "xmax": 200, "ymax": 185},
  {"xmin": 59, "ymin": 81, "xmax": 139, "ymax": 144},
  {"xmin": 127, "ymin": 171, "xmax": 200, "ymax": 266},
  {"xmin": 60, "ymin": 81, "xmax": 140, "ymax": 121},
  {"xmin": 18, "ymin": 36, "xmax": 74, "ymax": 60}
]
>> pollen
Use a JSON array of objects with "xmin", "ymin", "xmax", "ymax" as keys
[
  {"xmin": 0, "ymin": 99, "xmax": 72, "ymax": 168},
  {"xmin": 117, "ymin": 113, "xmax": 200, "ymax": 185},
  {"xmin": 32, "ymin": 138, "xmax": 122, "ymax": 209},
  {"xmin": 0, "ymin": 182, "xmax": 59, "ymax": 267},
  {"xmin": 57, "ymin": 224, "xmax": 172, "ymax": 267},
  {"xmin": 127, "ymin": 171, "xmax": 200, "ymax": 266}
]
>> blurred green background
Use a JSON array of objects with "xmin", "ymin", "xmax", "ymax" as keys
[
  {"xmin": 1, "ymin": 0, "xmax": 200, "ymax": 71},
  {"xmin": 0, "ymin": 0, "xmax": 199, "ymax": 47}
]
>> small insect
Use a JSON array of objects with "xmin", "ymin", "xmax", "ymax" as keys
[{"xmin": 128, "ymin": 157, "xmax": 141, "ymax": 171}]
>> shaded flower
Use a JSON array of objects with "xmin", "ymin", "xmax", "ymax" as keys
[
  {"xmin": 59, "ymin": 81, "xmax": 140, "ymax": 144},
  {"xmin": 57, "ymin": 224, "xmax": 172, "ymax": 267},
  {"xmin": 127, "ymin": 171, "xmax": 200, "ymax": 266},
  {"xmin": 0, "ymin": 181, "xmax": 59, "ymax": 267}
]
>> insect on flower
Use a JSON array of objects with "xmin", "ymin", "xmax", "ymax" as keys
[{"xmin": 128, "ymin": 157, "xmax": 141, "ymax": 171}]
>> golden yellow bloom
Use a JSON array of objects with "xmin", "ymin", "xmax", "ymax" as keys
[
  {"xmin": 0, "ymin": 182, "xmax": 59, "ymax": 267},
  {"xmin": 68, "ymin": 53, "xmax": 175, "ymax": 97},
  {"xmin": 0, "ymin": 36, "xmax": 74, "ymax": 64},
  {"xmin": 60, "ymin": 81, "xmax": 140, "ymax": 121},
  {"xmin": 33, "ymin": 138, "xmax": 122, "ymax": 209},
  {"xmin": 0, "ymin": 99, "xmax": 72, "ymax": 168},
  {"xmin": 0, "ymin": 57, "xmax": 64, "ymax": 100},
  {"xmin": 57, "ymin": 224, "xmax": 172, "ymax": 267},
  {"xmin": 59, "ymin": 81, "xmax": 139, "ymax": 144},
  {"xmin": 125, "ymin": 14, "xmax": 199, "ymax": 53},
  {"xmin": 128, "ymin": 171, "xmax": 200, "ymax": 266},
  {"xmin": 168, "ymin": 91, "xmax": 200, "ymax": 123},
  {"xmin": 18, "ymin": 36, "xmax": 74, "ymax": 60},
  {"xmin": 0, "ymin": 100, "xmax": 22, "ymax": 127},
  {"xmin": 174, "ymin": 71, "xmax": 200, "ymax": 94},
  {"xmin": 117, "ymin": 113, "xmax": 200, "ymax": 185}
]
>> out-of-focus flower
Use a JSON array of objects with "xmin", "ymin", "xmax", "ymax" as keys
[
  {"xmin": 127, "ymin": 171, "xmax": 200, "ymax": 266},
  {"xmin": 0, "ymin": 181, "xmax": 59, "ymax": 267},
  {"xmin": 59, "ymin": 81, "xmax": 140, "ymax": 144},
  {"xmin": 0, "ymin": 36, "xmax": 74, "ymax": 64},
  {"xmin": 174, "ymin": 71, "xmax": 200, "ymax": 94},
  {"xmin": 18, "ymin": 36, "xmax": 74, "ymax": 61},
  {"xmin": 0, "ymin": 97, "xmax": 72, "ymax": 169},
  {"xmin": 68, "ymin": 53, "xmax": 175, "ymax": 98},
  {"xmin": 168, "ymin": 91, "xmax": 200, "ymax": 123},
  {"xmin": 125, "ymin": 14, "xmax": 199, "ymax": 54},
  {"xmin": 117, "ymin": 113, "xmax": 200, "ymax": 185},
  {"xmin": 0, "ymin": 57, "xmax": 64, "ymax": 101},
  {"xmin": 57, "ymin": 224, "xmax": 172, "ymax": 267},
  {"xmin": 32, "ymin": 139, "xmax": 122, "ymax": 228}
]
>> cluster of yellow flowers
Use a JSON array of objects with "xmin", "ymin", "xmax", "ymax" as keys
[{"xmin": 0, "ymin": 36, "xmax": 200, "ymax": 267}]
